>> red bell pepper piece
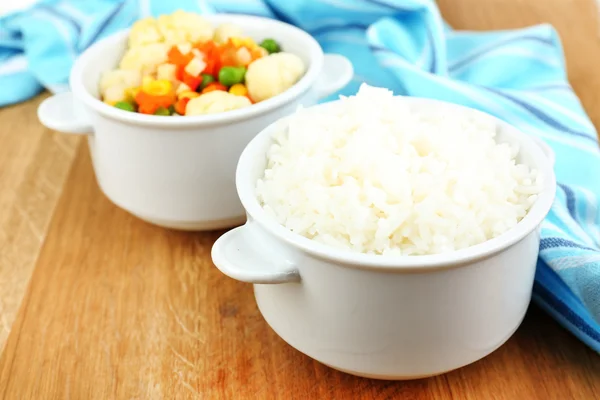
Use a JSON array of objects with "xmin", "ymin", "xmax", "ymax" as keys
[
  {"xmin": 182, "ymin": 72, "xmax": 203, "ymax": 91},
  {"xmin": 195, "ymin": 41, "xmax": 222, "ymax": 76}
]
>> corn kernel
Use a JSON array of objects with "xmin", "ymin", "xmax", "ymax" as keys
[
  {"xmin": 184, "ymin": 58, "xmax": 206, "ymax": 76},
  {"xmin": 143, "ymin": 79, "xmax": 173, "ymax": 96},
  {"xmin": 229, "ymin": 83, "xmax": 248, "ymax": 97},
  {"xmin": 178, "ymin": 91, "xmax": 200, "ymax": 100},
  {"xmin": 230, "ymin": 37, "xmax": 244, "ymax": 47},
  {"xmin": 230, "ymin": 37, "xmax": 257, "ymax": 49},
  {"xmin": 243, "ymin": 38, "xmax": 257, "ymax": 48},
  {"xmin": 142, "ymin": 75, "xmax": 154, "ymax": 87}
]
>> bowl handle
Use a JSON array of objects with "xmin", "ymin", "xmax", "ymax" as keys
[
  {"xmin": 211, "ymin": 223, "xmax": 301, "ymax": 284},
  {"xmin": 38, "ymin": 91, "xmax": 93, "ymax": 134},
  {"xmin": 315, "ymin": 54, "xmax": 354, "ymax": 100},
  {"xmin": 531, "ymin": 136, "xmax": 556, "ymax": 167}
]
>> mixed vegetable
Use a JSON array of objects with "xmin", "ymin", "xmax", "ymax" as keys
[{"xmin": 99, "ymin": 11, "xmax": 306, "ymax": 116}]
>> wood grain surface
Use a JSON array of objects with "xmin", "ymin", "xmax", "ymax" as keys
[
  {"xmin": 0, "ymin": 0, "xmax": 599, "ymax": 399},
  {"xmin": 0, "ymin": 95, "xmax": 80, "ymax": 347}
]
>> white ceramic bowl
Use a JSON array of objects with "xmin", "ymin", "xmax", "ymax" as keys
[
  {"xmin": 37, "ymin": 14, "xmax": 353, "ymax": 231},
  {"xmin": 211, "ymin": 98, "xmax": 557, "ymax": 379}
]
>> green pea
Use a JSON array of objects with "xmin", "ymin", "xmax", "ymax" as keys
[
  {"xmin": 154, "ymin": 107, "xmax": 171, "ymax": 116},
  {"xmin": 218, "ymin": 66, "xmax": 246, "ymax": 87},
  {"xmin": 260, "ymin": 38, "xmax": 281, "ymax": 54},
  {"xmin": 114, "ymin": 101, "xmax": 135, "ymax": 112},
  {"xmin": 198, "ymin": 73, "xmax": 215, "ymax": 92}
]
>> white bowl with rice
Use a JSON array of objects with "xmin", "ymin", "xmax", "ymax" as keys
[{"xmin": 211, "ymin": 85, "xmax": 556, "ymax": 379}]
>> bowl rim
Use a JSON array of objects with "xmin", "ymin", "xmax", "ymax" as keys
[
  {"xmin": 69, "ymin": 14, "xmax": 324, "ymax": 129},
  {"xmin": 236, "ymin": 96, "xmax": 557, "ymax": 272}
]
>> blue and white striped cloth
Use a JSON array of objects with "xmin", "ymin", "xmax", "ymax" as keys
[{"xmin": 2, "ymin": 0, "xmax": 600, "ymax": 352}]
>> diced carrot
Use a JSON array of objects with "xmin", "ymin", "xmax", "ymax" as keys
[
  {"xmin": 220, "ymin": 46, "xmax": 239, "ymax": 67},
  {"xmin": 136, "ymin": 91, "xmax": 175, "ymax": 108},
  {"xmin": 175, "ymin": 65, "xmax": 185, "ymax": 81},
  {"xmin": 195, "ymin": 40, "xmax": 217, "ymax": 54},
  {"xmin": 175, "ymin": 97, "xmax": 190, "ymax": 115},
  {"xmin": 135, "ymin": 90, "xmax": 176, "ymax": 114},
  {"xmin": 204, "ymin": 58, "xmax": 219, "ymax": 76},
  {"xmin": 138, "ymin": 102, "xmax": 160, "ymax": 115},
  {"xmin": 168, "ymin": 46, "xmax": 193, "ymax": 67}
]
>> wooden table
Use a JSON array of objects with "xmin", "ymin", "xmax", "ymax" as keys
[{"xmin": 1, "ymin": 0, "xmax": 599, "ymax": 398}]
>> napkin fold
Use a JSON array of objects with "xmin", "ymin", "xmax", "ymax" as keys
[{"xmin": 2, "ymin": 0, "xmax": 599, "ymax": 352}]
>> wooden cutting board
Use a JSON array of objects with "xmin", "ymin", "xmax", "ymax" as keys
[{"xmin": 1, "ymin": 0, "xmax": 599, "ymax": 398}]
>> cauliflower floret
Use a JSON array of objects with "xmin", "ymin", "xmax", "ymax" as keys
[
  {"xmin": 128, "ymin": 17, "xmax": 163, "ymax": 47},
  {"xmin": 185, "ymin": 91, "xmax": 251, "ymax": 115},
  {"xmin": 157, "ymin": 10, "xmax": 213, "ymax": 45},
  {"xmin": 99, "ymin": 69, "xmax": 141, "ymax": 97},
  {"xmin": 245, "ymin": 53, "xmax": 305, "ymax": 102},
  {"xmin": 213, "ymin": 23, "xmax": 243, "ymax": 44},
  {"xmin": 119, "ymin": 43, "xmax": 169, "ymax": 74}
]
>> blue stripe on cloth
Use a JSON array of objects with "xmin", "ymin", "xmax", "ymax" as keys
[
  {"xmin": 207, "ymin": 0, "xmax": 275, "ymax": 17},
  {"xmin": 1, "ymin": 0, "xmax": 600, "ymax": 353},
  {"xmin": 558, "ymin": 183, "xmax": 577, "ymax": 219},
  {"xmin": 534, "ymin": 286, "xmax": 600, "ymax": 344},
  {"xmin": 533, "ymin": 260, "xmax": 600, "ymax": 351},
  {"xmin": 37, "ymin": 5, "xmax": 83, "ymax": 37},
  {"xmin": 425, "ymin": 24, "xmax": 436, "ymax": 73},
  {"xmin": 529, "ymin": 84, "xmax": 573, "ymax": 92},
  {"xmin": 533, "ymin": 290, "xmax": 600, "ymax": 351},
  {"xmin": 263, "ymin": 1, "xmax": 295, "ymax": 25},
  {"xmin": 362, "ymin": 0, "xmax": 415, "ymax": 12},
  {"xmin": 448, "ymin": 34, "xmax": 555, "ymax": 72},
  {"xmin": 540, "ymin": 237, "xmax": 597, "ymax": 252},
  {"xmin": 311, "ymin": 23, "xmax": 371, "ymax": 36},
  {"xmin": 484, "ymin": 88, "xmax": 597, "ymax": 143}
]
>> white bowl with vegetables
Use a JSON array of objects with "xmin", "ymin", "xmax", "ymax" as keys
[{"xmin": 37, "ymin": 12, "xmax": 353, "ymax": 230}]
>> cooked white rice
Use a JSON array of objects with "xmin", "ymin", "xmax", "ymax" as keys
[{"xmin": 256, "ymin": 84, "xmax": 543, "ymax": 256}]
